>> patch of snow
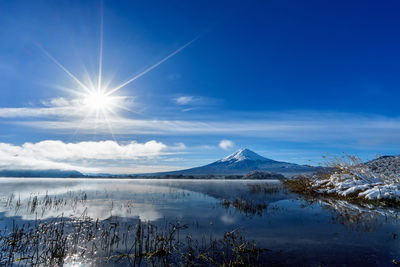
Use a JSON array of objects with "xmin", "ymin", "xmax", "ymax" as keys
[
  {"xmin": 219, "ymin": 148, "xmax": 267, "ymax": 163},
  {"xmin": 310, "ymin": 156, "xmax": 400, "ymax": 201}
]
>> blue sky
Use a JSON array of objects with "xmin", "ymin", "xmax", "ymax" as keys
[{"xmin": 1, "ymin": 0, "xmax": 400, "ymax": 173}]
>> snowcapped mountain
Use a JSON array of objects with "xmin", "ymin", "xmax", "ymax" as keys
[
  {"xmin": 163, "ymin": 148, "xmax": 317, "ymax": 175},
  {"xmin": 219, "ymin": 148, "xmax": 268, "ymax": 162}
]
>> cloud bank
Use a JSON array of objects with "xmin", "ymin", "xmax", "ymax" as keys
[
  {"xmin": 11, "ymin": 114, "xmax": 400, "ymax": 148},
  {"xmin": 0, "ymin": 140, "xmax": 183, "ymax": 173},
  {"xmin": 2, "ymin": 99, "xmax": 400, "ymax": 150}
]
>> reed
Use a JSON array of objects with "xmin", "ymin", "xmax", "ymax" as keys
[{"xmin": 0, "ymin": 192, "xmax": 268, "ymax": 266}]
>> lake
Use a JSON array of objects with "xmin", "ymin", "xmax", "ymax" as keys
[{"xmin": 0, "ymin": 178, "xmax": 398, "ymax": 266}]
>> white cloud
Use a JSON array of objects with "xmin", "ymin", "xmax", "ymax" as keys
[
  {"xmin": 174, "ymin": 96, "xmax": 194, "ymax": 105},
  {"xmin": 0, "ymin": 97, "xmax": 133, "ymax": 119},
  {"xmin": 4, "ymin": 102, "xmax": 400, "ymax": 149},
  {"xmin": 173, "ymin": 95, "xmax": 219, "ymax": 107},
  {"xmin": 0, "ymin": 106, "xmax": 76, "ymax": 118},
  {"xmin": 0, "ymin": 97, "xmax": 80, "ymax": 118},
  {"xmin": 201, "ymin": 145, "xmax": 215, "ymax": 150},
  {"xmin": 41, "ymin": 97, "xmax": 70, "ymax": 107},
  {"xmin": 170, "ymin": 142, "xmax": 186, "ymax": 150},
  {"xmin": 0, "ymin": 140, "xmax": 185, "ymax": 173},
  {"xmin": 9, "ymin": 113, "xmax": 400, "ymax": 150},
  {"xmin": 12, "ymin": 114, "xmax": 400, "ymax": 147},
  {"xmin": 219, "ymin": 140, "xmax": 234, "ymax": 150},
  {"xmin": 21, "ymin": 140, "xmax": 167, "ymax": 160}
]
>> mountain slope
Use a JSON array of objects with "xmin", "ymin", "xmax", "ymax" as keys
[
  {"xmin": 0, "ymin": 169, "xmax": 84, "ymax": 178},
  {"xmin": 163, "ymin": 148, "xmax": 317, "ymax": 175}
]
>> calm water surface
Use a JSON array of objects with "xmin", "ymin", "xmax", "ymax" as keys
[{"xmin": 0, "ymin": 178, "xmax": 399, "ymax": 266}]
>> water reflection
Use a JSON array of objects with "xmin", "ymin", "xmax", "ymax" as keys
[
  {"xmin": 313, "ymin": 198, "xmax": 400, "ymax": 232},
  {"xmin": 0, "ymin": 178, "xmax": 399, "ymax": 266},
  {"xmin": 0, "ymin": 178, "xmax": 286, "ymax": 223},
  {"xmin": 1, "ymin": 178, "xmax": 399, "ymax": 232}
]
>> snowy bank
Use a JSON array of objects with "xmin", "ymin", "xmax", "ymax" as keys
[
  {"xmin": 311, "ymin": 156, "xmax": 400, "ymax": 201},
  {"xmin": 287, "ymin": 155, "xmax": 400, "ymax": 203}
]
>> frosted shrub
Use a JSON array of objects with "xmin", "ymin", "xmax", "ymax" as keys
[{"xmin": 310, "ymin": 155, "xmax": 400, "ymax": 201}]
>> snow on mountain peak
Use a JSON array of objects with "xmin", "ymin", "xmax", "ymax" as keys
[{"xmin": 220, "ymin": 148, "xmax": 267, "ymax": 162}]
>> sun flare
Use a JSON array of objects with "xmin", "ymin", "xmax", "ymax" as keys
[
  {"xmin": 84, "ymin": 90, "xmax": 115, "ymax": 112},
  {"xmin": 40, "ymin": 7, "xmax": 195, "ymax": 138}
]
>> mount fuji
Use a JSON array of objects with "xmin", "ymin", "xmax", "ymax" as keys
[{"xmin": 162, "ymin": 148, "xmax": 317, "ymax": 176}]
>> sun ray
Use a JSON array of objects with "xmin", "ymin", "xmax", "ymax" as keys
[
  {"xmin": 107, "ymin": 37, "xmax": 198, "ymax": 95},
  {"xmin": 82, "ymin": 67, "xmax": 97, "ymax": 92},
  {"xmin": 102, "ymin": 109, "xmax": 117, "ymax": 142},
  {"xmin": 38, "ymin": 45, "xmax": 91, "ymax": 93},
  {"xmin": 39, "ymin": 3, "xmax": 198, "ymax": 142},
  {"xmin": 97, "ymin": 1, "xmax": 104, "ymax": 91},
  {"xmin": 110, "ymin": 98, "xmax": 132, "ymax": 112},
  {"xmin": 68, "ymin": 106, "xmax": 96, "ymax": 142}
]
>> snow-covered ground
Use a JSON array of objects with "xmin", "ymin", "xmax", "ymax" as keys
[{"xmin": 310, "ymin": 156, "xmax": 400, "ymax": 201}]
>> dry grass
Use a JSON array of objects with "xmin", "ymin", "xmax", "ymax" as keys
[
  {"xmin": 282, "ymin": 175, "xmax": 317, "ymax": 196},
  {"xmin": 0, "ymin": 192, "xmax": 269, "ymax": 266},
  {"xmin": 0, "ymin": 217, "xmax": 267, "ymax": 266},
  {"xmin": 221, "ymin": 198, "xmax": 268, "ymax": 217}
]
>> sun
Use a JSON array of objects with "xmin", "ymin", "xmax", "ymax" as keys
[
  {"xmin": 84, "ymin": 90, "xmax": 115, "ymax": 112},
  {"xmin": 39, "ymin": 9, "xmax": 196, "ymax": 137}
]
